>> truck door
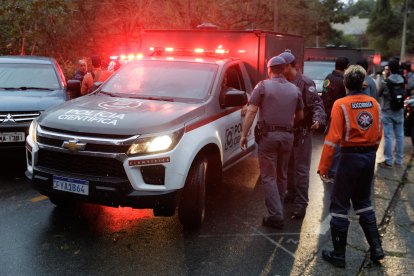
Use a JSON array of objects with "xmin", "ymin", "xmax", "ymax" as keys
[{"xmin": 219, "ymin": 64, "xmax": 254, "ymax": 166}]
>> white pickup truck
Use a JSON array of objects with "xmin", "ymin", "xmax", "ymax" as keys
[{"xmin": 26, "ymin": 30, "xmax": 304, "ymax": 228}]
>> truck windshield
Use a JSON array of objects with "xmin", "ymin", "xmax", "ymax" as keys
[
  {"xmin": 304, "ymin": 61, "xmax": 335, "ymax": 80},
  {"xmin": 0, "ymin": 64, "xmax": 60, "ymax": 91},
  {"xmin": 100, "ymin": 60, "xmax": 217, "ymax": 102}
]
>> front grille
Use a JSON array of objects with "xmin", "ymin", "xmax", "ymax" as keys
[
  {"xmin": 37, "ymin": 136, "xmax": 130, "ymax": 153},
  {"xmin": 0, "ymin": 111, "xmax": 40, "ymax": 124},
  {"xmin": 37, "ymin": 149, "xmax": 127, "ymax": 179}
]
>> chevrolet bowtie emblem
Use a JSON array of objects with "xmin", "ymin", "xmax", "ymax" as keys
[{"xmin": 62, "ymin": 139, "xmax": 86, "ymax": 151}]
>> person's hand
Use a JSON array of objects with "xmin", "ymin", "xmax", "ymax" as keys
[
  {"xmin": 239, "ymin": 136, "xmax": 248, "ymax": 151},
  {"xmin": 310, "ymin": 120, "xmax": 320, "ymax": 130},
  {"xmin": 320, "ymin": 174, "xmax": 330, "ymax": 183}
]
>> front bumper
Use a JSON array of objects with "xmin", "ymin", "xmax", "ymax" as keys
[
  {"xmin": 27, "ymin": 167, "xmax": 180, "ymax": 209},
  {"xmin": 25, "ymin": 132, "xmax": 188, "ymax": 209}
]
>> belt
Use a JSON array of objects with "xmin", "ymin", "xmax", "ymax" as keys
[
  {"xmin": 266, "ymin": 124, "xmax": 293, "ymax": 133},
  {"xmin": 341, "ymin": 146, "xmax": 377, "ymax": 153}
]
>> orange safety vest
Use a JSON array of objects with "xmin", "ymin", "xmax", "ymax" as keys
[
  {"xmin": 81, "ymin": 68, "xmax": 112, "ymax": 95},
  {"xmin": 318, "ymin": 93, "xmax": 382, "ymax": 175}
]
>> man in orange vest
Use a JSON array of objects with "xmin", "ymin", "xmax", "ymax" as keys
[
  {"xmin": 318, "ymin": 65, "xmax": 384, "ymax": 267},
  {"xmin": 81, "ymin": 55, "xmax": 112, "ymax": 95}
]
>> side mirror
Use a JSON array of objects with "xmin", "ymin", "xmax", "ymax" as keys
[
  {"xmin": 91, "ymin": 81, "xmax": 103, "ymax": 92},
  {"xmin": 223, "ymin": 89, "xmax": 247, "ymax": 107},
  {"xmin": 67, "ymin": 80, "xmax": 81, "ymax": 99}
]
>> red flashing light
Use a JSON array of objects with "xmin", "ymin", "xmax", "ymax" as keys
[
  {"xmin": 120, "ymin": 55, "xmax": 127, "ymax": 60},
  {"xmin": 194, "ymin": 48, "xmax": 204, "ymax": 53},
  {"xmin": 165, "ymin": 47, "xmax": 174, "ymax": 52},
  {"xmin": 215, "ymin": 49, "xmax": 226, "ymax": 54},
  {"xmin": 373, "ymin": 53, "xmax": 381, "ymax": 66},
  {"xmin": 238, "ymin": 50, "xmax": 246, "ymax": 53}
]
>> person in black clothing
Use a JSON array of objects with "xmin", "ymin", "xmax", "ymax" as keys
[
  {"xmin": 320, "ymin": 57, "xmax": 349, "ymax": 183},
  {"xmin": 321, "ymin": 57, "xmax": 349, "ymax": 121},
  {"xmin": 73, "ymin": 59, "xmax": 87, "ymax": 83}
]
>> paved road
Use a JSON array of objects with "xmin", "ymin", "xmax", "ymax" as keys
[{"xmin": 0, "ymin": 133, "xmax": 412, "ymax": 275}]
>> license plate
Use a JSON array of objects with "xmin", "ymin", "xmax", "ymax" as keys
[
  {"xmin": 53, "ymin": 176, "xmax": 89, "ymax": 195},
  {"xmin": 0, "ymin": 132, "xmax": 25, "ymax": 143}
]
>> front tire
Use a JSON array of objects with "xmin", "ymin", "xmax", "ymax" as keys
[{"xmin": 178, "ymin": 156, "xmax": 207, "ymax": 229}]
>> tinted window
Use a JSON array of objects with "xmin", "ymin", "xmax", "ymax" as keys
[
  {"xmin": 101, "ymin": 60, "xmax": 217, "ymax": 102},
  {"xmin": 0, "ymin": 63, "xmax": 60, "ymax": 90}
]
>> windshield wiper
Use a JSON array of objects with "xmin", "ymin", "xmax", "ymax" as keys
[
  {"xmin": 99, "ymin": 91, "xmax": 118, "ymax": 97},
  {"xmin": 129, "ymin": 95, "xmax": 174, "ymax": 102},
  {"xmin": 0, "ymin": 86, "xmax": 54, "ymax": 91}
]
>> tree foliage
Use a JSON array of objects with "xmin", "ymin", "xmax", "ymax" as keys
[
  {"xmin": 345, "ymin": 0, "xmax": 375, "ymax": 18},
  {"xmin": 0, "ymin": 0, "xmax": 351, "ymax": 77},
  {"xmin": 367, "ymin": 0, "xmax": 414, "ymax": 60}
]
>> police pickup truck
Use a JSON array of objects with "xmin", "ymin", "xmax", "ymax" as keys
[{"xmin": 26, "ymin": 30, "xmax": 304, "ymax": 228}]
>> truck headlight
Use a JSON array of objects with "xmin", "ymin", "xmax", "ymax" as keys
[
  {"xmin": 127, "ymin": 129, "xmax": 183, "ymax": 156},
  {"xmin": 29, "ymin": 120, "xmax": 38, "ymax": 143}
]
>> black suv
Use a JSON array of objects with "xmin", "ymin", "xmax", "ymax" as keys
[{"xmin": 0, "ymin": 56, "xmax": 68, "ymax": 155}]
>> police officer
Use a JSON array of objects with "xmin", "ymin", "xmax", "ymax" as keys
[
  {"xmin": 321, "ymin": 56, "xmax": 349, "ymax": 183},
  {"xmin": 279, "ymin": 51, "xmax": 326, "ymax": 219},
  {"xmin": 318, "ymin": 65, "xmax": 384, "ymax": 267},
  {"xmin": 240, "ymin": 56, "xmax": 304, "ymax": 229}
]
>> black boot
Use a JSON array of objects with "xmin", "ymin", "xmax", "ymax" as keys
[
  {"xmin": 322, "ymin": 228, "xmax": 347, "ymax": 268},
  {"xmin": 360, "ymin": 221, "xmax": 385, "ymax": 262}
]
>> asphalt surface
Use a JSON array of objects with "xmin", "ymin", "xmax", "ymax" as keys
[{"xmin": 0, "ymin": 133, "xmax": 413, "ymax": 276}]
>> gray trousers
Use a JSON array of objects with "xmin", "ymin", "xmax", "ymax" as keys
[
  {"xmin": 258, "ymin": 132, "xmax": 294, "ymax": 220},
  {"xmin": 287, "ymin": 131, "xmax": 312, "ymax": 209}
]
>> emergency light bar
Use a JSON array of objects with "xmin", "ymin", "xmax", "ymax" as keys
[
  {"xmin": 148, "ymin": 46, "xmax": 231, "ymax": 57},
  {"xmin": 111, "ymin": 54, "xmax": 144, "ymax": 61},
  {"xmin": 111, "ymin": 45, "xmax": 245, "ymax": 62}
]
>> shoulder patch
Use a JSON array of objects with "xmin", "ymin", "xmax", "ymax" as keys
[
  {"xmin": 323, "ymin": 79, "xmax": 330, "ymax": 88},
  {"xmin": 357, "ymin": 111, "xmax": 373, "ymax": 130}
]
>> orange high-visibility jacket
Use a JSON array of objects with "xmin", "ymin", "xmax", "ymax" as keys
[
  {"xmin": 81, "ymin": 68, "xmax": 112, "ymax": 95},
  {"xmin": 318, "ymin": 93, "xmax": 382, "ymax": 175}
]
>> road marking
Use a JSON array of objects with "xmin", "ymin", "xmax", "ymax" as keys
[
  {"xmin": 249, "ymin": 226, "xmax": 296, "ymax": 258},
  {"xmin": 31, "ymin": 195, "xmax": 48, "ymax": 202},
  {"xmin": 286, "ymin": 238, "xmax": 298, "ymax": 245},
  {"xmin": 318, "ymin": 215, "xmax": 331, "ymax": 235},
  {"xmin": 230, "ymin": 216, "xmax": 297, "ymax": 258},
  {"xmin": 260, "ymin": 237, "xmax": 284, "ymax": 276}
]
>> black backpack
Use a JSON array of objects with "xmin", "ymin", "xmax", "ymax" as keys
[{"xmin": 385, "ymin": 79, "xmax": 405, "ymax": 111}]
